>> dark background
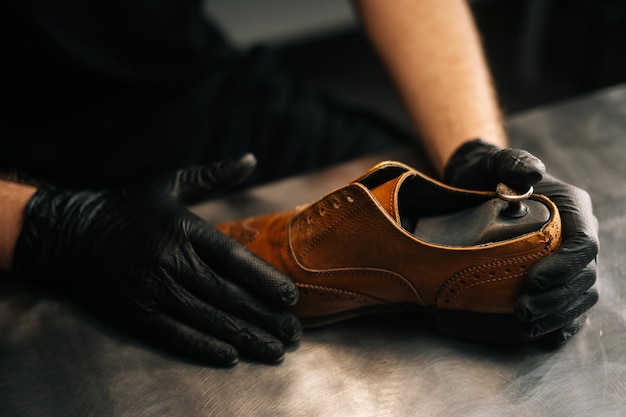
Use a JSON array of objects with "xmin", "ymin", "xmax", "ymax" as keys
[{"xmin": 273, "ymin": 0, "xmax": 626, "ymax": 128}]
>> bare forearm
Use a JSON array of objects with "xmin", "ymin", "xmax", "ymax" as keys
[
  {"xmin": 353, "ymin": 0, "xmax": 507, "ymax": 176},
  {"xmin": 0, "ymin": 180, "xmax": 37, "ymax": 270}
]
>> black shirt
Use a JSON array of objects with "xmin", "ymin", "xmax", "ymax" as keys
[
  {"xmin": 2, "ymin": 1, "xmax": 412, "ymax": 189},
  {"xmin": 1, "ymin": 0, "xmax": 244, "ymax": 188}
]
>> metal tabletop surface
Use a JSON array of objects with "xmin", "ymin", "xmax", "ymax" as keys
[{"xmin": 2, "ymin": 85, "xmax": 626, "ymax": 416}]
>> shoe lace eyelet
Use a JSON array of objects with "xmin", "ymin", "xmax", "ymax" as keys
[
  {"xmin": 332, "ymin": 199, "xmax": 341, "ymax": 209},
  {"xmin": 319, "ymin": 207, "xmax": 326, "ymax": 216},
  {"xmin": 346, "ymin": 195, "xmax": 354, "ymax": 203}
]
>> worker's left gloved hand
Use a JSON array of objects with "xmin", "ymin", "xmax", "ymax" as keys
[
  {"xmin": 13, "ymin": 154, "xmax": 301, "ymax": 365},
  {"xmin": 444, "ymin": 139, "xmax": 599, "ymax": 344}
]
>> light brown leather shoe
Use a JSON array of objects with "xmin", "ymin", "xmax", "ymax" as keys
[{"xmin": 215, "ymin": 161, "xmax": 561, "ymax": 343}]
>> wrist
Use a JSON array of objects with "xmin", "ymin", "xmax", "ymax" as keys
[{"xmin": 0, "ymin": 180, "xmax": 38, "ymax": 270}]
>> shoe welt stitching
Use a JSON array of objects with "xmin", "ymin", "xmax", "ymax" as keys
[
  {"xmin": 296, "ymin": 282, "xmax": 387, "ymax": 304},
  {"xmin": 295, "ymin": 266, "xmax": 423, "ymax": 302}
]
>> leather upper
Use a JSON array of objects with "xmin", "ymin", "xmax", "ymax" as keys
[{"xmin": 215, "ymin": 161, "xmax": 561, "ymax": 320}]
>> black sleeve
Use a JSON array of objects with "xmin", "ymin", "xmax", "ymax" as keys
[{"xmin": 1, "ymin": 0, "xmax": 235, "ymax": 188}]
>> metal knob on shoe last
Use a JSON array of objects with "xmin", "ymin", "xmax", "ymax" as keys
[{"xmin": 496, "ymin": 183, "xmax": 533, "ymax": 218}]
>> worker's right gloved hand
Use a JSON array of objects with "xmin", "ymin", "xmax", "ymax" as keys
[
  {"xmin": 13, "ymin": 154, "xmax": 301, "ymax": 366},
  {"xmin": 444, "ymin": 139, "xmax": 599, "ymax": 344}
]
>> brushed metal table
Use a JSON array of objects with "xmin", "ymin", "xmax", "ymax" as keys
[{"xmin": 2, "ymin": 85, "xmax": 625, "ymax": 416}]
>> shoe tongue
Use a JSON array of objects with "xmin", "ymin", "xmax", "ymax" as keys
[{"xmin": 369, "ymin": 173, "xmax": 410, "ymax": 222}]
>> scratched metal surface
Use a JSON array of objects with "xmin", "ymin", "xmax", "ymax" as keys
[{"xmin": 1, "ymin": 85, "xmax": 626, "ymax": 416}]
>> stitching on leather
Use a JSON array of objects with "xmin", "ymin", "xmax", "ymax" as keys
[
  {"xmin": 298, "ymin": 193, "xmax": 366, "ymax": 260},
  {"xmin": 288, "ymin": 224, "xmax": 422, "ymax": 302},
  {"xmin": 446, "ymin": 252, "xmax": 546, "ymax": 304},
  {"xmin": 296, "ymin": 282, "xmax": 386, "ymax": 304},
  {"xmin": 389, "ymin": 178, "xmax": 399, "ymax": 217},
  {"xmin": 312, "ymin": 269, "xmax": 417, "ymax": 297},
  {"xmin": 436, "ymin": 203, "xmax": 561, "ymax": 309},
  {"xmin": 285, "ymin": 234, "xmax": 424, "ymax": 303},
  {"xmin": 288, "ymin": 190, "xmax": 422, "ymax": 304},
  {"xmin": 437, "ymin": 246, "xmax": 552, "ymax": 307},
  {"xmin": 286, "ymin": 226, "xmax": 422, "ymax": 303}
]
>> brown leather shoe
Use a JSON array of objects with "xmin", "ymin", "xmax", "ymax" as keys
[{"xmin": 215, "ymin": 161, "xmax": 561, "ymax": 343}]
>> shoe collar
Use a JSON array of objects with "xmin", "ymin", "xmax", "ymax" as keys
[{"xmin": 353, "ymin": 160, "xmax": 495, "ymax": 225}]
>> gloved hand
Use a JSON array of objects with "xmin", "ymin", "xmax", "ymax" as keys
[
  {"xmin": 444, "ymin": 139, "xmax": 599, "ymax": 343},
  {"xmin": 13, "ymin": 154, "xmax": 301, "ymax": 365}
]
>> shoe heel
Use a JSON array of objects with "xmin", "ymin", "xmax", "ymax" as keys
[{"xmin": 436, "ymin": 310, "xmax": 534, "ymax": 344}]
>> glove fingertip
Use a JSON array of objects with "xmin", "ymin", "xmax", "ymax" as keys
[
  {"xmin": 215, "ymin": 153, "xmax": 257, "ymax": 190},
  {"xmin": 523, "ymin": 270, "xmax": 548, "ymax": 292},
  {"xmin": 263, "ymin": 340, "xmax": 286, "ymax": 363},
  {"xmin": 545, "ymin": 311, "xmax": 590, "ymax": 345},
  {"xmin": 493, "ymin": 148, "xmax": 546, "ymax": 188},
  {"xmin": 280, "ymin": 282, "xmax": 299, "ymax": 307},
  {"xmin": 280, "ymin": 315, "xmax": 303, "ymax": 343},
  {"xmin": 211, "ymin": 345, "xmax": 240, "ymax": 366},
  {"xmin": 514, "ymin": 294, "xmax": 534, "ymax": 322},
  {"xmin": 237, "ymin": 153, "xmax": 257, "ymax": 171}
]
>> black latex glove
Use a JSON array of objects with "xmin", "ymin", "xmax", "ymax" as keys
[
  {"xmin": 444, "ymin": 139, "xmax": 599, "ymax": 343},
  {"xmin": 13, "ymin": 154, "xmax": 301, "ymax": 365}
]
